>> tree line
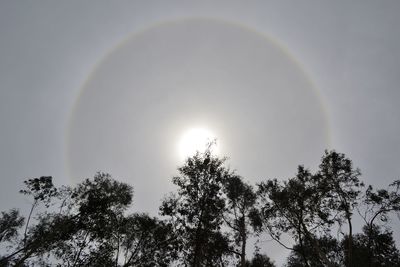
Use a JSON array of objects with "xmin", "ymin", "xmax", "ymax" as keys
[{"xmin": 0, "ymin": 148, "xmax": 399, "ymax": 266}]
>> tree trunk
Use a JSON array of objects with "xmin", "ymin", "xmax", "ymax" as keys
[
  {"xmin": 346, "ymin": 214, "xmax": 353, "ymax": 267},
  {"xmin": 23, "ymin": 201, "xmax": 37, "ymax": 246},
  {"xmin": 297, "ymin": 226, "xmax": 310, "ymax": 267},
  {"xmin": 301, "ymin": 222, "xmax": 335, "ymax": 267},
  {"xmin": 240, "ymin": 225, "xmax": 246, "ymax": 267},
  {"xmin": 193, "ymin": 210, "xmax": 204, "ymax": 267}
]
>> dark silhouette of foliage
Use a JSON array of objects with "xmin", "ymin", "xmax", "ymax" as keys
[
  {"xmin": 160, "ymin": 147, "xmax": 232, "ymax": 266},
  {"xmin": 19, "ymin": 176, "xmax": 59, "ymax": 247},
  {"xmin": 361, "ymin": 180, "xmax": 400, "ymax": 230},
  {"xmin": 1, "ymin": 176, "xmax": 65, "ymax": 266},
  {"xmin": 285, "ymin": 236, "xmax": 342, "ymax": 267},
  {"xmin": 0, "ymin": 209, "xmax": 24, "ymax": 244},
  {"xmin": 317, "ymin": 151, "xmax": 364, "ymax": 267},
  {"xmin": 52, "ymin": 173, "xmax": 134, "ymax": 266},
  {"xmin": 255, "ymin": 150, "xmax": 393, "ymax": 267},
  {"xmin": 116, "ymin": 213, "xmax": 178, "ymax": 266},
  {"xmin": 0, "ymin": 173, "xmax": 177, "ymax": 266},
  {"xmin": 245, "ymin": 253, "xmax": 276, "ymax": 267},
  {"xmin": 256, "ymin": 166, "xmax": 336, "ymax": 267},
  {"xmin": 0, "ymin": 150, "xmax": 399, "ymax": 267},
  {"xmin": 342, "ymin": 225, "xmax": 400, "ymax": 267},
  {"xmin": 223, "ymin": 175, "xmax": 257, "ymax": 267}
]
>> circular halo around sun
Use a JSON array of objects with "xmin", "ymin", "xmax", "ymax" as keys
[
  {"xmin": 67, "ymin": 18, "xmax": 330, "ymax": 215},
  {"xmin": 178, "ymin": 127, "xmax": 219, "ymax": 160}
]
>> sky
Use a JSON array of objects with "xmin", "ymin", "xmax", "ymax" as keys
[{"xmin": 1, "ymin": 1, "xmax": 400, "ymax": 265}]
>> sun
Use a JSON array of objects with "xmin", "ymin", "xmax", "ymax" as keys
[{"xmin": 178, "ymin": 127, "xmax": 219, "ymax": 160}]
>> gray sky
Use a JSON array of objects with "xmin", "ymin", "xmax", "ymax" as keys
[{"xmin": 1, "ymin": 1, "xmax": 400, "ymax": 265}]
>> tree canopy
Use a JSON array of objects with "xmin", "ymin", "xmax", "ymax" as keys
[{"xmin": 0, "ymin": 149, "xmax": 399, "ymax": 266}]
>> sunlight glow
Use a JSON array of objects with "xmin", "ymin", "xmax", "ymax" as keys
[{"xmin": 178, "ymin": 127, "xmax": 219, "ymax": 160}]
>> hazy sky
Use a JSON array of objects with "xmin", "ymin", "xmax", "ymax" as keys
[{"xmin": 1, "ymin": 1, "xmax": 400, "ymax": 265}]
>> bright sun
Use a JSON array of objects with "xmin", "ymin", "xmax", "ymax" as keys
[{"xmin": 178, "ymin": 127, "xmax": 219, "ymax": 160}]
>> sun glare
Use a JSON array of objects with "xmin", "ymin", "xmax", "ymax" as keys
[{"xmin": 178, "ymin": 127, "xmax": 219, "ymax": 160}]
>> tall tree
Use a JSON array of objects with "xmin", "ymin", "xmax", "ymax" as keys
[
  {"xmin": 318, "ymin": 150, "xmax": 364, "ymax": 267},
  {"xmin": 19, "ymin": 176, "xmax": 58, "ymax": 246},
  {"xmin": 358, "ymin": 180, "xmax": 400, "ymax": 266},
  {"xmin": 0, "ymin": 176, "xmax": 64, "ymax": 266},
  {"xmin": 223, "ymin": 175, "xmax": 257, "ymax": 267},
  {"xmin": 342, "ymin": 225, "xmax": 400, "ymax": 267},
  {"xmin": 160, "ymin": 148, "xmax": 231, "ymax": 266},
  {"xmin": 256, "ymin": 166, "xmax": 336, "ymax": 267},
  {"xmin": 53, "ymin": 172, "xmax": 134, "ymax": 266},
  {"xmin": 1, "ymin": 173, "xmax": 177, "ymax": 267}
]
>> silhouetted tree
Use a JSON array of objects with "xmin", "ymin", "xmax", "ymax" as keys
[
  {"xmin": 317, "ymin": 151, "xmax": 364, "ymax": 267},
  {"xmin": 52, "ymin": 173, "xmax": 133, "ymax": 266},
  {"xmin": 340, "ymin": 225, "xmax": 400, "ymax": 267},
  {"xmin": 1, "ymin": 150, "xmax": 400, "ymax": 267},
  {"xmin": 0, "ymin": 209, "xmax": 25, "ymax": 265},
  {"xmin": 0, "ymin": 176, "xmax": 65, "ymax": 266},
  {"xmin": 256, "ymin": 166, "xmax": 337, "ymax": 267},
  {"xmin": 116, "ymin": 213, "xmax": 178, "ymax": 266},
  {"xmin": 245, "ymin": 253, "xmax": 275, "ymax": 267},
  {"xmin": 0, "ymin": 173, "xmax": 177, "ymax": 267},
  {"xmin": 160, "ymin": 148, "xmax": 231, "ymax": 266},
  {"xmin": 255, "ymin": 151, "xmax": 367, "ymax": 267},
  {"xmin": 223, "ymin": 175, "xmax": 257, "ymax": 267},
  {"xmin": 285, "ymin": 236, "xmax": 342, "ymax": 267},
  {"xmin": 19, "ymin": 176, "xmax": 58, "ymax": 246},
  {"xmin": 357, "ymin": 180, "xmax": 400, "ymax": 266},
  {"xmin": 0, "ymin": 209, "xmax": 24, "ymax": 244}
]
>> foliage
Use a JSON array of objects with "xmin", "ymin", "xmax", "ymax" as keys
[
  {"xmin": 0, "ymin": 150, "xmax": 399, "ymax": 267},
  {"xmin": 19, "ymin": 176, "xmax": 58, "ymax": 204},
  {"xmin": 317, "ymin": 151, "xmax": 364, "ymax": 267},
  {"xmin": 116, "ymin": 213, "xmax": 178, "ymax": 266},
  {"xmin": 246, "ymin": 253, "xmax": 276, "ymax": 267},
  {"xmin": 160, "ymin": 148, "xmax": 232, "ymax": 266},
  {"xmin": 223, "ymin": 175, "xmax": 257, "ymax": 267},
  {"xmin": 361, "ymin": 180, "xmax": 400, "ymax": 227},
  {"xmin": 255, "ymin": 151, "xmax": 397, "ymax": 267},
  {"xmin": 285, "ymin": 236, "xmax": 342, "ymax": 267},
  {"xmin": 0, "ymin": 209, "xmax": 24, "ymax": 243},
  {"xmin": 342, "ymin": 225, "xmax": 400, "ymax": 267},
  {"xmin": 256, "ymin": 166, "xmax": 336, "ymax": 266},
  {"xmin": 0, "ymin": 173, "xmax": 177, "ymax": 266}
]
